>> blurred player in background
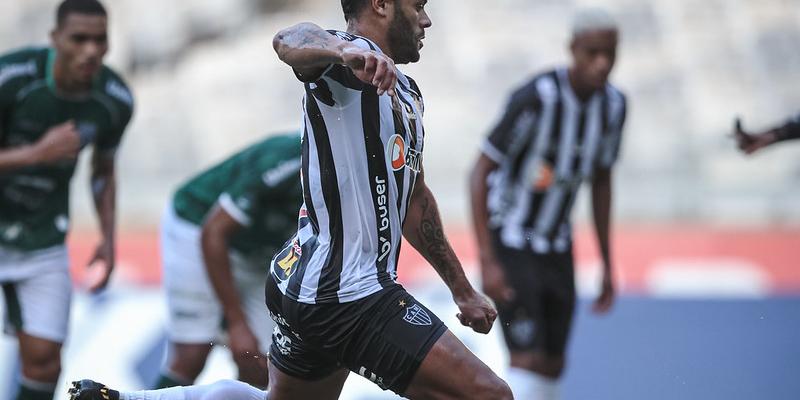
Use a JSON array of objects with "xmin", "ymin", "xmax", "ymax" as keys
[
  {"xmin": 0, "ymin": 0, "xmax": 133, "ymax": 399},
  {"xmin": 470, "ymin": 8, "xmax": 625, "ymax": 400},
  {"xmin": 69, "ymin": 0, "xmax": 512, "ymax": 399},
  {"xmin": 734, "ymin": 114, "xmax": 800, "ymax": 154},
  {"xmin": 155, "ymin": 133, "xmax": 302, "ymax": 389}
]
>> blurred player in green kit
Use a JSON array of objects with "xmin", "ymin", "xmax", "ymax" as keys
[
  {"xmin": 0, "ymin": 0, "xmax": 133, "ymax": 398},
  {"xmin": 156, "ymin": 133, "xmax": 302, "ymax": 390}
]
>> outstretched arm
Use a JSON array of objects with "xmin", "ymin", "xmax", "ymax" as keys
[
  {"xmin": 273, "ymin": 22, "xmax": 397, "ymax": 95},
  {"xmin": 404, "ymin": 171, "xmax": 497, "ymax": 334},
  {"xmin": 591, "ymin": 167, "xmax": 615, "ymax": 314}
]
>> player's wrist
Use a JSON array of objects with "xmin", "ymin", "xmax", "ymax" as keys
[
  {"xmin": 337, "ymin": 43, "xmax": 363, "ymax": 65},
  {"xmin": 451, "ymin": 281, "xmax": 477, "ymax": 302},
  {"xmin": 224, "ymin": 309, "xmax": 248, "ymax": 326},
  {"xmin": 24, "ymin": 143, "xmax": 45, "ymax": 164}
]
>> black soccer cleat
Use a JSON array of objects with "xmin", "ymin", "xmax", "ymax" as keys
[{"xmin": 67, "ymin": 380, "xmax": 120, "ymax": 400}]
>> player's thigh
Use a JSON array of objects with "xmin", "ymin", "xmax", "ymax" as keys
[
  {"xmin": 404, "ymin": 330, "xmax": 511, "ymax": 400},
  {"xmin": 267, "ymin": 362, "xmax": 349, "ymax": 400}
]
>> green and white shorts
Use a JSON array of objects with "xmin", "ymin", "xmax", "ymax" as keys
[
  {"xmin": 160, "ymin": 205, "xmax": 274, "ymax": 353},
  {"xmin": 0, "ymin": 245, "xmax": 72, "ymax": 343}
]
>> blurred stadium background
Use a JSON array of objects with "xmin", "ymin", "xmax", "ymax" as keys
[{"xmin": 1, "ymin": 0, "xmax": 799, "ymax": 399}]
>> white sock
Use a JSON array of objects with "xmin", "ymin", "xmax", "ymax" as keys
[
  {"xmin": 534, "ymin": 374, "xmax": 560, "ymax": 400},
  {"xmin": 121, "ymin": 379, "xmax": 267, "ymax": 400},
  {"xmin": 506, "ymin": 367, "xmax": 560, "ymax": 400}
]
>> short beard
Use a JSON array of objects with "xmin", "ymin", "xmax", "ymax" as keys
[{"xmin": 387, "ymin": 4, "xmax": 419, "ymax": 64}]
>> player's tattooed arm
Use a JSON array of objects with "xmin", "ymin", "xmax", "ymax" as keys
[
  {"xmin": 273, "ymin": 22, "xmax": 398, "ymax": 95},
  {"xmin": 273, "ymin": 22, "xmax": 347, "ymax": 72},
  {"xmin": 404, "ymin": 171, "xmax": 498, "ymax": 334},
  {"xmin": 407, "ymin": 187, "xmax": 465, "ymax": 291}
]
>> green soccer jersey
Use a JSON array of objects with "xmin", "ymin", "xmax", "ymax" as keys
[
  {"xmin": 172, "ymin": 133, "xmax": 303, "ymax": 261},
  {"xmin": 0, "ymin": 47, "xmax": 134, "ymax": 251}
]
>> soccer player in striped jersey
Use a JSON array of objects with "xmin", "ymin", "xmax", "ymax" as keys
[
  {"xmin": 470, "ymin": 8, "xmax": 626, "ymax": 400},
  {"xmin": 69, "ymin": 1, "xmax": 511, "ymax": 400},
  {"xmin": 265, "ymin": 0, "xmax": 510, "ymax": 398},
  {"xmin": 0, "ymin": 1, "xmax": 133, "ymax": 399},
  {"xmin": 734, "ymin": 114, "xmax": 800, "ymax": 154},
  {"xmin": 154, "ymin": 133, "xmax": 302, "ymax": 390}
]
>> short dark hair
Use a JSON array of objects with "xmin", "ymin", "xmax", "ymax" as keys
[
  {"xmin": 341, "ymin": 0, "xmax": 369, "ymax": 21},
  {"xmin": 56, "ymin": 0, "xmax": 107, "ymax": 27}
]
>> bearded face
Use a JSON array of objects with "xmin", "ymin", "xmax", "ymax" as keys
[{"xmin": 387, "ymin": 0, "xmax": 429, "ymax": 64}]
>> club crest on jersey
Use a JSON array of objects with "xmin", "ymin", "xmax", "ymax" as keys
[
  {"xmin": 403, "ymin": 303, "xmax": 432, "ymax": 326},
  {"xmin": 273, "ymin": 239, "xmax": 301, "ymax": 282},
  {"xmin": 387, "ymin": 134, "xmax": 421, "ymax": 172}
]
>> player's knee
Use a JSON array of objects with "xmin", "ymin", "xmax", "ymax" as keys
[
  {"xmin": 542, "ymin": 357, "xmax": 566, "ymax": 378},
  {"xmin": 469, "ymin": 372, "xmax": 513, "ymax": 400},
  {"xmin": 515, "ymin": 353, "xmax": 565, "ymax": 378},
  {"xmin": 22, "ymin": 355, "xmax": 61, "ymax": 382}
]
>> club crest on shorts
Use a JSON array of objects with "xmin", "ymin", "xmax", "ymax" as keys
[{"xmin": 403, "ymin": 303, "xmax": 432, "ymax": 326}]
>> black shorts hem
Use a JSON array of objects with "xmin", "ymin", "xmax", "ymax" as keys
[{"xmin": 268, "ymin": 351, "xmax": 340, "ymax": 382}]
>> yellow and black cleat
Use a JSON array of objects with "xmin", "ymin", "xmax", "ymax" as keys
[{"xmin": 68, "ymin": 380, "xmax": 120, "ymax": 400}]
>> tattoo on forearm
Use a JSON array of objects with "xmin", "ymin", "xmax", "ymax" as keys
[
  {"xmin": 416, "ymin": 194, "xmax": 462, "ymax": 287},
  {"xmin": 291, "ymin": 26, "xmax": 334, "ymax": 50}
]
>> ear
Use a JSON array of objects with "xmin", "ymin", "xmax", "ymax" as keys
[
  {"xmin": 50, "ymin": 28, "xmax": 59, "ymax": 47},
  {"xmin": 372, "ymin": 0, "xmax": 392, "ymax": 18},
  {"xmin": 569, "ymin": 37, "xmax": 579, "ymax": 55}
]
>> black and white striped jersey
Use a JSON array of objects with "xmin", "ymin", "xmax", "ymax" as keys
[
  {"xmin": 482, "ymin": 67, "xmax": 626, "ymax": 254},
  {"xmin": 271, "ymin": 31, "xmax": 425, "ymax": 304}
]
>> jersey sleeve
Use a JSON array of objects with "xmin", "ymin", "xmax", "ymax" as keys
[
  {"xmin": 0, "ymin": 48, "xmax": 40, "ymax": 142},
  {"xmin": 776, "ymin": 113, "xmax": 800, "ymax": 142},
  {"xmin": 481, "ymin": 82, "xmax": 540, "ymax": 164},
  {"xmin": 597, "ymin": 91, "xmax": 627, "ymax": 169},
  {"xmin": 95, "ymin": 72, "xmax": 134, "ymax": 156},
  {"xmin": 297, "ymin": 30, "xmax": 376, "ymax": 107},
  {"xmin": 218, "ymin": 152, "xmax": 302, "ymax": 227}
]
